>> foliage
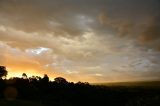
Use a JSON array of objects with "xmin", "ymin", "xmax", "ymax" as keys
[
  {"xmin": 0, "ymin": 66, "xmax": 160, "ymax": 106},
  {"xmin": 0, "ymin": 66, "xmax": 7, "ymax": 79}
]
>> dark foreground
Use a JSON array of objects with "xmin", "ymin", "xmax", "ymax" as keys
[{"xmin": 0, "ymin": 78, "xmax": 160, "ymax": 106}]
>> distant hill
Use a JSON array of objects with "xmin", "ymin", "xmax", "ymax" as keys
[{"xmin": 92, "ymin": 81, "xmax": 160, "ymax": 87}]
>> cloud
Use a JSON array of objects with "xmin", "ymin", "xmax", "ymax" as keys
[
  {"xmin": 98, "ymin": 11, "xmax": 108, "ymax": 25},
  {"xmin": 0, "ymin": 41, "xmax": 56, "ymax": 72},
  {"xmin": 0, "ymin": 0, "xmax": 160, "ymax": 82},
  {"xmin": 139, "ymin": 17, "xmax": 160, "ymax": 43},
  {"xmin": 138, "ymin": 14, "xmax": 160, "ymax": 51},
  {"xmin": 0, "ymin": 0, "xmax": 96, "ymax": 36},
  {"xmin": 1, "ymin": 24, "xmax": 160, "ymax": 82}
]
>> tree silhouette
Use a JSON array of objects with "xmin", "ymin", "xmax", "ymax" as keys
[
  {"xmin": 22, "ymin": 73, "xmax": 27, "ymax": 79},
  {"xmin": 54, "ymin": 77, "xmax": 67, "ymax": 84},
  {"xmin": 0, "ymin": 66, "xmax": 8, "ymax": 79},
  {"xmin": 0, "ymin": 66, "xmax": 159, "ymax": 106},
  {"xmin": 42, "ymin": 74, "xmax": 49, "ymax": 83}
]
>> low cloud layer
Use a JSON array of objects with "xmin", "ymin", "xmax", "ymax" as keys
[{"xmin": 0, "ymin": 0, "xmax": 160, "ymax": 82}]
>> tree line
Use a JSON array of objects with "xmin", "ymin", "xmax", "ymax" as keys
[{"xmin": 0, "ymin": 66, "xmax": 160, "ymax": 106}]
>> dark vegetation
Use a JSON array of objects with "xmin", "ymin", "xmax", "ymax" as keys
[{"xmin": 0, "ymin": 66, "xmax": 160, "ymax": 106}]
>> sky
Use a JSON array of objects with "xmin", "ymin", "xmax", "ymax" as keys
[{"xmin": 0, "ymin": 0, "xmax": 160, "ymax": 83}]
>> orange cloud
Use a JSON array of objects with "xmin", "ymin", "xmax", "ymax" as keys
[{"xmin": 98, "ymin": 11, "xmax": 108, "ymax": 25}]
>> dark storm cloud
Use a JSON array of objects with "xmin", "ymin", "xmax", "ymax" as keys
[
  {"xmin": 0, "ymin": 0, "xmax": 160, "ymax": 82},
  {"xmin": 0, "ymin": 0, "xmax": 89, "ymax": 36},
  {"xmin": 0, "ymin": 0, "xmax": 159, "ymax": 37},
  {"xmin": 139, "ymin": 15, "xmax": 160, "ymax": 50}
]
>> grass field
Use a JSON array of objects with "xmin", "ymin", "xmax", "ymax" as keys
[
  {"xmin": 0, "ymin": 81, "xmax": 160, "ymax": 106},
  {"xmin": 0, "ymin": 100, "xmax": 44, "ymax": 106},
  {"xmin": 92, "ymin": 81, "xmax": 160, "ymax": 87}
]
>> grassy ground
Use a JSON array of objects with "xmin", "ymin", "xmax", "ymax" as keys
[
  {"xmin": 0, "ymin": 99, "xmax": 44, "ymax": 106},
  {"xmin": 92, "ymin": 81, "xmax": 160, "ymax": 87}
]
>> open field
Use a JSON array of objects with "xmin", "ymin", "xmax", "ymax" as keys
[
  {"xmin": 0, "ymin": 100, "xmax": 44, "ymax": 106},
  {"xmin": 0, "ymin": 81, "xmax": 160, "ymax": 106},
  {"xmin": 92, "ymin": 81, "xmax": 160, "ymax": 87}
]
